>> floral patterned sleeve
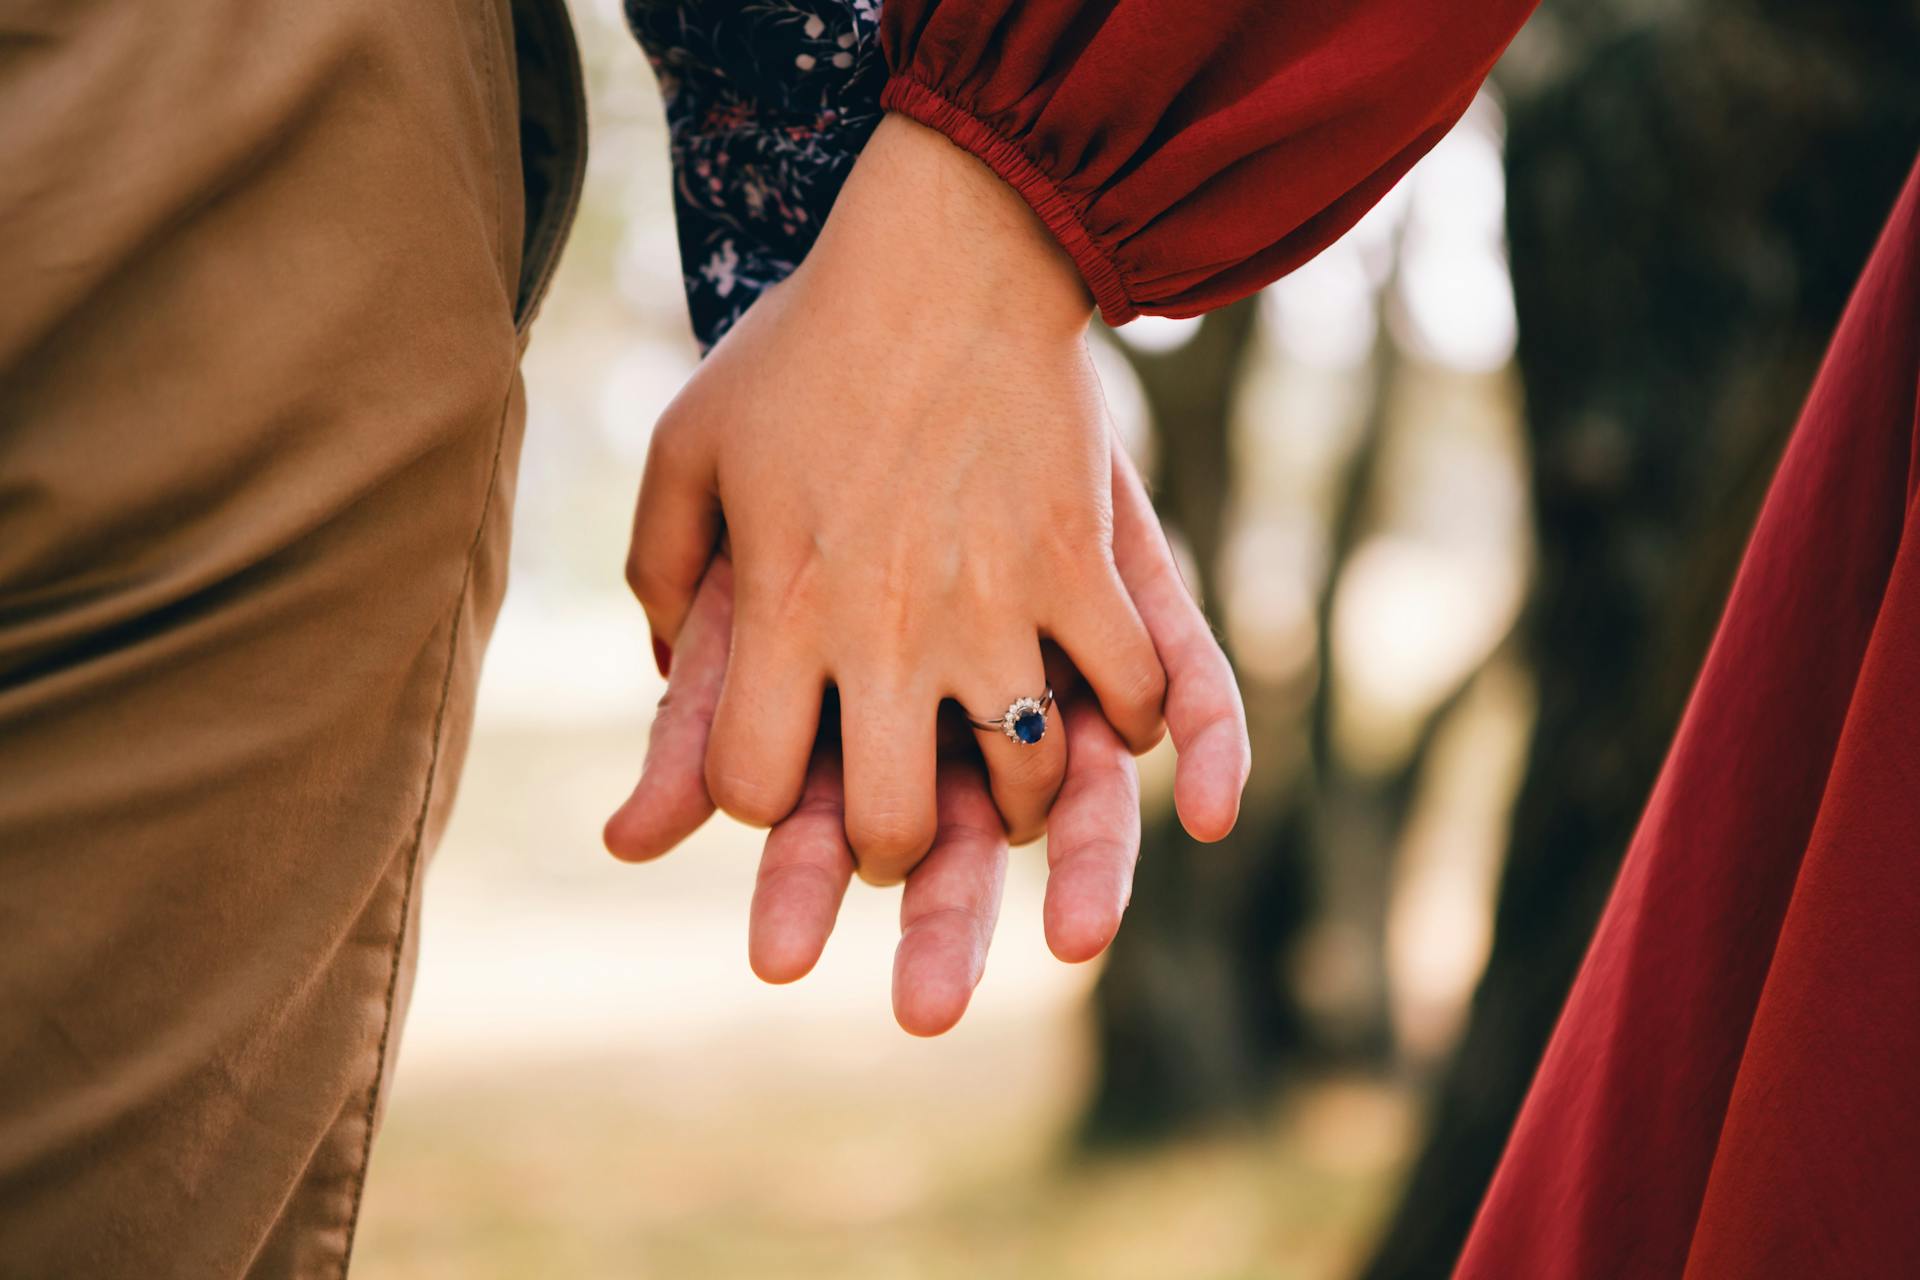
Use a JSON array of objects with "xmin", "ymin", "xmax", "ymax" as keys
[
  {"xmin": 633, "ymin": 0, "xmax": 1534, "ymax": 344},
  {"xmin": 626, "ymin": 0, "xmax": 889, "ymax": 350}
]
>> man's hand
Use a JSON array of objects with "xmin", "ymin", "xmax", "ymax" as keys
[{"xmin": 604, "ymin": 445, "xmax": 1249, "ymax": 1035}]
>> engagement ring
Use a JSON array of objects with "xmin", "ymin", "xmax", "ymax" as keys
[{"xmin": 967, "ymin": 689, "xmax": 1054, "ymax": 745}]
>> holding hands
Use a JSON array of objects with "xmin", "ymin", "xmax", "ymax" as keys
[{"xmin": 606, "ymin": 116, "xmax": 1251, "ymax": 1033}]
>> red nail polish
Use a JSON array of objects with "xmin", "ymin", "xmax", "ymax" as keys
[{"xmin": 652, "ymin": 633, "xmax": 673, "ymax": 678}]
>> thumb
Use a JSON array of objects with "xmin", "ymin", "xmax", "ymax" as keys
[
  {"xmin": 625, "ymin": 412, "xmax": 722, "ymax": 649},
  {"xmin": 604, "ymin": 554, "xmax": 734, "ymax": 862}
]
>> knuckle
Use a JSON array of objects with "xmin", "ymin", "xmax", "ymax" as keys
[
  {"xmin": 1037, "ymin": 499, "xmax": 1112, "ymax": 569},
  {"xmin": 790, "ymin": 783, "xmax": 845, "ymax": 822},
  {"xmin": 870, "ymin": 580, "xmax": 922, "ymax": 659},
  {"xmin": 645, "ymin": 689, "xmax": 691, "ymax": 743},
  {"xmin": 1121, "ymin": 653, "xmax": 1169, "ymax": 716},
  {"xmin": 625, "ymin": 553, "xmax": 674, "ymax": 608},
  {"xmin": 936, "ymin": 810, "xmax": 1008, "ymax": 847},
  {"xmin": 999, "ymin": 741, "xmax": 1066, "ymax": 792},
  {"xmin": 706, "ymin": 763, "xmax": 793, "ymax": 829},
  {"xmin": 750, "ymin": 547, "xmax": 826, "ymax": 632},
  {"xmin": 848, "ymin": 808, "xmax": 934, "ymax": 867},
  {"xmin": 846, "ymin": 537, "xmax": 936, "ymax": 655},
  {"xmin": 646, "ymin": 405, "xmax": 699, "ymax": 466}
]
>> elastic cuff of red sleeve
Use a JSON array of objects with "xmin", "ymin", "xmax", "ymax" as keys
[{"xmin": 879, "ymin": 75, "xmax": 1139, "ymax": 327}]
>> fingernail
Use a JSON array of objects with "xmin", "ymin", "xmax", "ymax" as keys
[{"xmin": 652, "ymin": 633, "xmax": 673, "ymax": 678}]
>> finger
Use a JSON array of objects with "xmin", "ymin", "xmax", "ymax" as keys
[
  {"xmin": 749, "ymin": 749, "xmax": 855, "ymax": 984},
  {"xmin": 1047, "ymin": 559, "xmax": 1168, "ymax": 755},
  {"xmin": 626, "ymin": 404, "xmax": 722, "ymax": 650},
  {"xmin": 892, "ymin": 759, "xmax": 1009, "ymax": 1037},
  {"xmin": 1110, "ymin": 445, "xmax": 1251, "ymax": 843},
  {"xmin": 954, "ymin": 639, "xmax": 1065, "ymax": 846},
  {"xmin": 1042, "ymin": 689, "xmax": 1141, "ymax": 963},
  {"xmin": 705, "ymin": 589, "xmax": 826, "ymax": 828},
  {"xmin": 603, "ymin": 555, "xmax": 734, "ymax": 861},
  {"xmin": 838, "ymin": 674, "xmax": 939, "ymax": 886}
]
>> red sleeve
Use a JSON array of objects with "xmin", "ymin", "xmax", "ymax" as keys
[{"xmin": 879, "ymin": 0, "xmax": 1538, "ymax": 326}]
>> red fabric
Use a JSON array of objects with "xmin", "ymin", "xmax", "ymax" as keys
[
  {"xmin": 1459, "ymin": 155, "xmax": 1920, "ymax": 1277},
  {"xmin": 879, "ymin": 0, "xmax": 1537, "ymax": 325}
]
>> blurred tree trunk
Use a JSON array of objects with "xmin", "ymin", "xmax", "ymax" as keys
[
  {"xmin": 1295, "ymin": 249, "xmax": 1498, "ymax": 1062},
  {"xmin": 1078, "ymin": 299, "xmax": 1323, "ymax": 1142},
  {"xmin": 1363, "ymin": 5, "xmax": 1920, "ymax": 1275},
  {"xmin": 1081, "ymin": 239, "xmax": 1504, "ymax": 1132},
  {"xmin": 1080, "ymin": 280, "xmax": 1483, "ymax": 1135}
]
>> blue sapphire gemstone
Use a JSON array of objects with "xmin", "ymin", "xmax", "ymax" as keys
[{"xmin": 1013, "ymin": 709, "xmax": 1047, "ymax": 744}]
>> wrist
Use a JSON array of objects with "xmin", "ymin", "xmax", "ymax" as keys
[{"xmin": 800, "ymin": 114, "xmax": 1094, "ymax": 342}]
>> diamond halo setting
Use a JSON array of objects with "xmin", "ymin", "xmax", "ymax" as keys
[{"xmin": 1000, "ymin": 696, "xmax": 1049, "ymax": 745}]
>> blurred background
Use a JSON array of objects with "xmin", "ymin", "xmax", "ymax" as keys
[{"xmin": 354, "ymin": 2, "xmax": 1920, "ymax": 1276}]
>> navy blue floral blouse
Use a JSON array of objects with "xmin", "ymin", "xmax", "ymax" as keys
[{"xmin": 626, "ymin": 0, "xmax": 885, "ymax": 350}]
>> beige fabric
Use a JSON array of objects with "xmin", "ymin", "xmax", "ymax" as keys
[{"xmin": 0, "ymin": 0, "xmax": 583, "ymax": 1273}]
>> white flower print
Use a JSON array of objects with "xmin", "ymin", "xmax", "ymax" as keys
[
  {"xmin": 628, "ymin": 0, "xmax": 889, "ymax": 348},
  {"xmin": 700, "ymin": 239, "xmax": 741, "ymax": 297}
]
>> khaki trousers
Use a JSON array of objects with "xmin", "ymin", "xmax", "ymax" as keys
[{"xmin": 0, "ymin": 0, "xmax": 584, "ymax": 1273}]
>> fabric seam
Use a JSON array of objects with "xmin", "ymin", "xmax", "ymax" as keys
[
  {"xmin": 483, "ymin": 4, "xmax": 506, "ymax": 295},
  {"xmin": 333, "ymin": 369, "xmax": 517, "ymax": 1276}
]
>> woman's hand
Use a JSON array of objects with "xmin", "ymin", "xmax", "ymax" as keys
[
  {"xmin": 606, "ymin": 445, "xmax": 1252, "ymax": 1035},
  {"xmin": 626, "ymin": 115, "xmax": 1167, "ymax": 882}
]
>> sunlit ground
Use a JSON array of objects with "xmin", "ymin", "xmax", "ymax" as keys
[{"xmin": 353, "ymin": 717, "xmax": 1414, "ymax": 1280}]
